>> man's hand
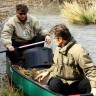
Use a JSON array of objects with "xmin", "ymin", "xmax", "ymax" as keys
[
  {"xmin": 7, "ymin": 45, "xmax": 15, "ymax": 51},
  {"xmin": 35, "ymin": 71, "xmax": 49, "ymax": 83},
  {"xmin": 45, "ymin": 35, "xmax": 51, "ymax": 45},
  {"xmin": 91, "ymin": 88, "xmax": 96, "ymax": 96}
]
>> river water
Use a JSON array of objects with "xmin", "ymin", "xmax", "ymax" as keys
[
  {"xmin": 39, "ymin": 15, "xmax": 96, "ymax": 63},
  {"xmin": 0, "ymin": 14, "xmax": 96, "ymax": 81}
]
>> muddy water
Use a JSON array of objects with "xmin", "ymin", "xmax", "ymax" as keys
[{"xmin": 0, "ymin": 15, "xmax": 96, "ymax": 80}]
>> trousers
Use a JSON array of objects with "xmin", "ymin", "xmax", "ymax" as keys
[
  {"xmin": 48, "ymin": 77, "xmax": 91, "ymax": 95},
  {"xmin": 6, "ymin": 35, "xmax": 45, "ymax": 64}
]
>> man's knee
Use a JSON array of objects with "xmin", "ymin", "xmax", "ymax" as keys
[
  {"xmin": 48, "ymin": 77, "xmax": 64, "ymax": 92},
  {"xmin": 78, "ymin": 78, "xmax": 91, "ymax": 93}
]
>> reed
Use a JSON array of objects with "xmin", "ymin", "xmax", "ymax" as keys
[
  {"xmin": 60, "ymin": 1, "xmax": 96, "ymax": 24},
  {"xmin": 0, "ymin": 75, "xmax": 24, "ymax": 96}
]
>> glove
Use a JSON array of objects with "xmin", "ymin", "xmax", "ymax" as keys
[{"xmin": 91, "ymin": 88, "xmax": 96, "ymax": 96}]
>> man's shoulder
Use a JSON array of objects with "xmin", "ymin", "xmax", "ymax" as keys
[
  {"xmin": 71, "ymin": 43, "xmax": 83, "ymax": 50},
  {"xmin": 70, "ymin": 43, "xmax": 88, "ymax": 55},
  {"xmin": 5, "ymin": 15, "xmax": 16, "ymax": 24}
]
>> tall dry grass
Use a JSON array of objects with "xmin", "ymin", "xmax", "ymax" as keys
[
  {"xmin": 0, "ymin": 75, "xmax": 24, "ymax": 96},
  {"xmin": 60, "ymin": 1, "xmax": 96, "ymax": 24}
]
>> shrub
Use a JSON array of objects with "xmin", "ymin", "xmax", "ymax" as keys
[{"xmin": 60, "ymin": 1, "xmax": 96, "ymax": 24}]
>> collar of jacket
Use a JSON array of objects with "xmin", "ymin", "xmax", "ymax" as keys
[
  {"xmin": 14, "ymin": 15, "xmax": 30, "ymax": 23},
  {"xmin": 59, "ymin": 37, "xmax": 76, "ymax": 55}
]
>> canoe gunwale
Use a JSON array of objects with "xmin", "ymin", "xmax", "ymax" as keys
[
  {"xmin": 6, "ymin": 54, "xmax": 93, "ymax": 96},
  {"xmin": 7, "ymin": 58, "xmax": 57, "ymax": 95}
]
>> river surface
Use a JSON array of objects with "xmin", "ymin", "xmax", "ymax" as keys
[
  {"xmin": 39, "ymin": 15, "xmax": 96, "ymax": 63},
  {"xmin": 0, "ymin": 15, "xmax": 96, "ymax": 80}
]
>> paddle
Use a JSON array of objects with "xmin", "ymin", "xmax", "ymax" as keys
[{"xmin": 0, "ymin": 41, "xmax": 45, "ymax": 53}]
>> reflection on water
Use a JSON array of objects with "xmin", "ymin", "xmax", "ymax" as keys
[{"xmin": 0, "ymin": 15, "xmax": 96, "ymax": 77}]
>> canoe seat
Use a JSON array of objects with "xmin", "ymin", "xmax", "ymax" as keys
[{"xmin": 23, "ymin": 47, "xmax": 53, "ymax": 69}]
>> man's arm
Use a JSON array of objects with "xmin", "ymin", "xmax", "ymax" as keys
[
  {"xmin": 1, "ymin": 20, "xmax": 14, "ymax": 48},
  {"xmin": 77, "ymin": 46, "xmax": 96, "ymax": 95}
]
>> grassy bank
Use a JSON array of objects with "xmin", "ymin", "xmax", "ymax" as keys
[
  {"xmin": 60, "ymin": 1, "xmax": 96, "ymax": 24},
  {"xmin": 0, "ymin": 75, "xmax": 24, "ymax": 96}
]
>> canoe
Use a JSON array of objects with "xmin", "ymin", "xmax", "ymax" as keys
[
  {"xmin": 6, "ymin": 47, "xmax": 93, "ymax": 96},
  {"xmin": 6, "ymin": 47, "xmax": 58, "ymax": 96}
]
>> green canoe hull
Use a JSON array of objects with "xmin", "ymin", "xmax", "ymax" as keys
[
  {"xmin": 6, "ymin": 60, "xmax": 93, "ymax": 96},
  {"xmin": 6, "ymin": 61, "xmax": 56, "ymax": 96},
  {"xmin": 6, "ymin": 46, "xmax": 93, "ymax": 96}
]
